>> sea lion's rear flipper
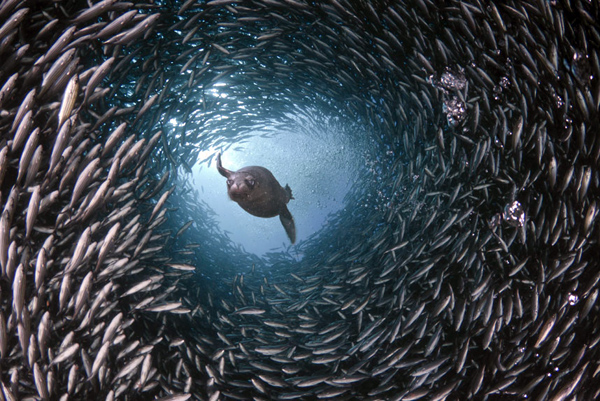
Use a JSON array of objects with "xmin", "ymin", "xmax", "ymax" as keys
[
  {"xmin": 284, "ymin": 184, "xmax": 294, "ymax": 201},
  {"xmin": 216, "ymin": 153, "xmax": 233, "ymax": 178},
  {"xmin": 279, "ymin": 206, "xmax": 296, "ymax": 244}
]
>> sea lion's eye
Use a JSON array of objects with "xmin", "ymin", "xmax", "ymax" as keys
[
  {"xmin": 247, "ymin": 179, "xmax": 255, "ymax": 188},
  {"xmin": 226, "ymin": 179, "xmax": 233, "ymax": 186}
]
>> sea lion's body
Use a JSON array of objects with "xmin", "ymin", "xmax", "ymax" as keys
[{"xmin": 217, "ymin": 153, "xmax": 296, "ymax": 243}]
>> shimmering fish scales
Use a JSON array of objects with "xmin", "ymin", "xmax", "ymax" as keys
[
  {"xmin": 17, "ymin": 127, "xmax": 39, "ymax": 184},
  {"xmin": 26, "ymin": 186, "xmax": 41, "ymax": 239},
  {"xmin": 90, "ymin": 341, "xmax": 110, "ymax": 379},
  {"xmin": 112, "ymin": 354, "xmax": 144, "ymax": 383},
  {"xmin": 66, "ymin": 227, "xmax": 91, "ymax": 273},
  {"xmin": 33, "ymin": 362, "xmax": 49, "ymax": 400},
  {"xmin": 10, "ymin": 88, "xmax": 35, "ymax": 133},
  {"xmin": 58, "ymin": 74, "xmax": 79, "ymax": 129},
  {"xmin": 51, "ymin": 343, "xmax": 80, "ymax": 366},
  {"xmin": 73, "ymin": 271, "xmax": 93, "ymax": 319},
  {"xmin": 12, "ymin": 263, "xmax": 25, "ymax": 320}
]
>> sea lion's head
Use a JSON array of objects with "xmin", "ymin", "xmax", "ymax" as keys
[{"xmin": 226, "ymin": 172, "xmax": 257, "ymax": 202}]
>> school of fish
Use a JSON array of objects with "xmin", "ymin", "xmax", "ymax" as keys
[{"xmin": 0, "ymin": 0, "xmax": 599, "ymax": 400}]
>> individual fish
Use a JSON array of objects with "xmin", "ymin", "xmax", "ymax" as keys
[
  {"xmin": 58, "ymin": 74, "xmax": 79, "ymax": 129},
  {"xmin": 48, "ymin": 115, "xmax": 75, "ymax": 175},
  {"xmin": 90, "ymin": 341, "xmax": 110, "ymax": 379},
  {"xmin": 16, "ymin": 126, "xmax": 38, "ymax": 184},
  {"xmin": 81, "ymin": 57, "xmax": 114, "ymax": 106},
  {"xmin": 12, "ymin": 263, "xmax": 25, "ymax": 320},
  {"xmin": 175, "ymin": 220, "xmax": 193, "ymax": 238},
  {"xmin": 166, "ymin": 263, "xmax": 195, "ymax": 271},
  {"xmin": 0, "ymin": 72, "xmax": 18, "ymax": 109},
  {"xmin": 35, "ymin": 26, "xmax": 77, "ymax": 66},
  {"xmin": 71, "ymin": 0, "xmax": 118, "ymax": 24},
  {"xmin": 10, "ymin": 88, "xmax": 35, "ymax": 134},
  {"xmin": 155, "ymin": 395, "xmax": 191, "ymax": 401},
  {"xmin": 145, "ymin": 302, "xmax": 183, "ymax": 312},
  {"xmin": 70, "ymin": 161, "xmax": 100, "ymax": 212},
  {"xmin": 39, "ymin": 48, "xmax": 76, "ymax": 97},
  {"xmin": 101, "ymin": 312, "xmax": 123, "ymax": 345},
  {"xmin": 233, "ymin": 307, "xmax": 266, "ymax": 315},
  {"xmin": 33, "ymin": 362, "xmax": 49, "ymax": 400},
  {"xmin": 51, "ymin": 343, "xmax": 80, "ymax": 366},
  {"xmin": 104, "ymin": 13, "xmax": 161, "ymax": 46},
  {"xmin": 95, "ymin": 10, "xmax": 138, "ymax": 40},
  {"xmin": 73, "ymin": 271, "xmax": 93, "ymax": 319},
  {"xmin": 66, "ymin": 227, "xmax": 91, "ymax": 273},
  {"xmin": 112, "ymin": 354, "xmax": 144, "ymax": 383},
  {"xmin": 25, "ymin": 185, "xmax": 41, "ymax": 239}
]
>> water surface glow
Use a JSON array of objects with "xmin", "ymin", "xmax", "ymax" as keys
[{"xmin": 191, "ymin": 118, "xmax": 360, "ymax": 256}]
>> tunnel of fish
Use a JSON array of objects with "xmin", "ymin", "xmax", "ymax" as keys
[{"xmin": 1, "ymin": 0, "xmax": 599, "ymax": 400}]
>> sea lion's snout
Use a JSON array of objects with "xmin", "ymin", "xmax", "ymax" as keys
[
  {"xmin": 227, "ymin": 175, "xmax": 254, "ymax": 201},
  {"xmin": 228, "ymin": 185, "xmax": 248, "ymax": 201}
]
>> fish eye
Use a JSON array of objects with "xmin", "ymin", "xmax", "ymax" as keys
[
  {"xmin": 226, "ymin": 179, "xmax": 233, "ymax": 186},
  {"xmin": 247, "ymin": 179, "xmax": 255, "ymax": 188}
]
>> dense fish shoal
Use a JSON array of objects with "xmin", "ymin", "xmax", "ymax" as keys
[{"xmin": 0, "ymin": 0, "xmax": 599, "ymax": 400}]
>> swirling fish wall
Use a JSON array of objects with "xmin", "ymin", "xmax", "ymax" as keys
[{"xmin": 0, "ymin": 0, "xmax": 599, "ymax": 400}]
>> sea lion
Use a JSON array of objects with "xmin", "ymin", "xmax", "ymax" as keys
[{"xmin": 216, "ymin": 153, "xmax": 296, "ymax": 244}]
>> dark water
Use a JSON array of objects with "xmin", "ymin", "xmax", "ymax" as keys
[{"xmin": 1, "ymin": 0, "xmax": 600, "ymax": 399}]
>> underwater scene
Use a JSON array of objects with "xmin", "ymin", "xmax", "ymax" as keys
[{"xmin": 0, "ymin": 0, "xmax": 599, "ymax": 399}]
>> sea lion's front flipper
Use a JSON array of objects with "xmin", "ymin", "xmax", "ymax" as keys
[
  {"xmin": 279, "ymin": 206, "xmax": 296, "ymax": 244},
  {"xmin": 216, "ymin": 152, "xmax": 233, "ymax": 178}
]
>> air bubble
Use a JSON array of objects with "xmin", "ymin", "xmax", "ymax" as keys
[
  {"xmin": 503, "ymin": 200, "xmax": 525, "ymax": 227},
  {"xmin": 568, "ymin": 293, "xmax": 579, "ymax": 305}
]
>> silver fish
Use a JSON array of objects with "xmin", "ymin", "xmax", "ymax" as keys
[
  {"xmin": 12, "ymin": 263, "xmax": 25, "ymax": 320},
  {"xmin": 51, "ymin": 343, "xmax": 80, "ymax": 366},
  {"xmin": 35, "ymin": 26, "xmax": 77, "ymax": 66},
  {"xmin": 58, "ymin": 74, "xmax": 79, "ymax": 129}
]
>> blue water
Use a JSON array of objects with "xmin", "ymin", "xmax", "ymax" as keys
[{"xmin": 187, "ymin": 114, "xmax": 369, "ymax": 257}]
